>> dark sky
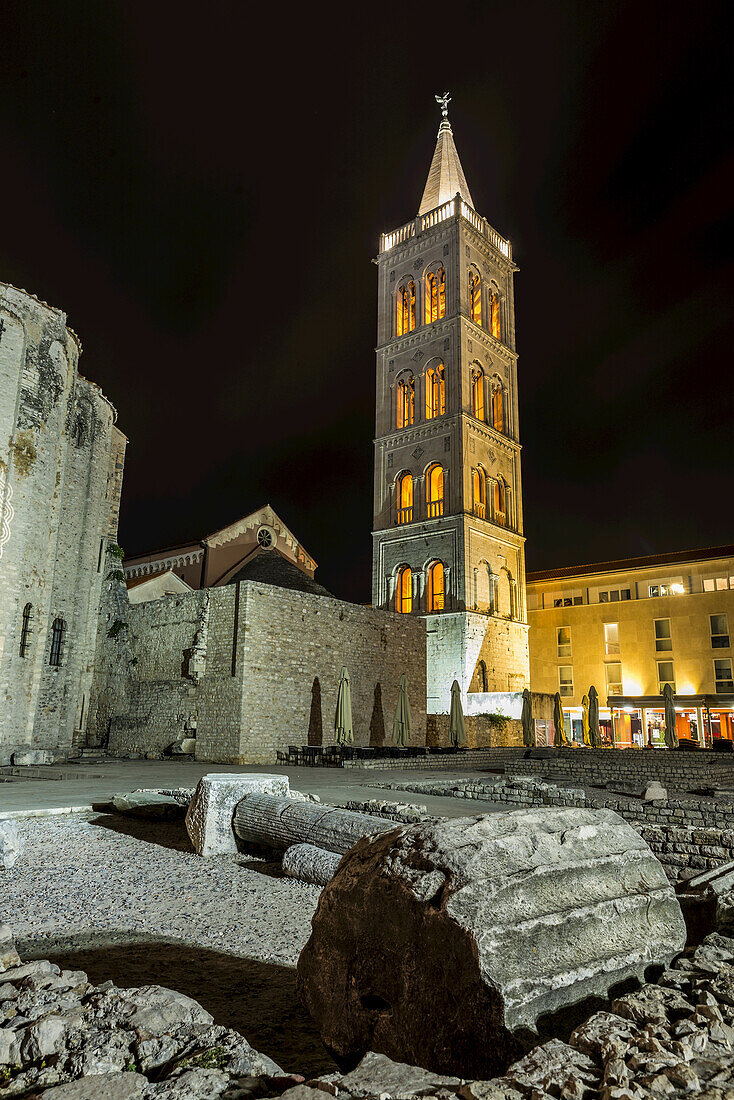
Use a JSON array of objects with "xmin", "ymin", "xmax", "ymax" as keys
[{"xmin": 1, "ymin": 1, "xmax": 732, "ymax": 601}]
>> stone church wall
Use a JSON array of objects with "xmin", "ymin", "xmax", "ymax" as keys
[
  {"xmin": 89, "ymin": 576, "xmax": 428, "ymax": 764},
  {"xmin": 0, "ymin": 283, "xmax": 124, "ymax": 762}
]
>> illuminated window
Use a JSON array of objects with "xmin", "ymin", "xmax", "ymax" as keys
[
  {"xmin": 711, "ymin": 614, "xmax": 730, "ymax": 649},
  {"xmin": 469, "ymin": 271, "xmax": 482, "ymax": 326},
  {"xmin": 396, "ymin": 566, "xmax": 412, "ymax": 614},
  {"xmin": 425, "ymin": 363, "xmax": 445, "ymax": 419},
  {"xmin": 605, "ymin": 662, "xmax": 623, "ymax": 696},
  {"xmin": 490, "ymin": 292, "xmax": 501, "ymax": 339},
  {"xmin": 19, "ymin": 603, "xmax": 33, "ymax": 658},
  {"xmin": 599, "ymin": 588, "xmax": 631, "ymax": 602},
  {"xmin": 657, "ymin": 661, "xmax": 675, "ymax": 693},
  {"xmin": 396, "ymin": 279, "xmax": 416, "ymax": 336},
  {"xmin": 472, "ymin": 468, "xmax": 486, "ymax": 519},
  {"xmin": 426, "ymin": 464, "xmax": 444, "ymax": 518},
  {"xmin": 471, "ymin": 369, "xmax": 484, "ymax": 421},
  {"xmin": 397, "ymin": 473, "xmax": 413, "ymax": 524},
  {"xmin": 49, "ymin": 617, "xmax": 66, "ymax": 667},
  {"xmin": 494, "ymin": 480, "xmax": 506, "ymax": 525},
  {"xmin": 396, "ymin": 375, "xmax": 415, "ymax": 428},
  {"xmin": 425, "ymin": 267, "xmax": 446, "ymax": 324},
  {"xmin": 604, "ymin": 622, "xmax": 620, "ymax": 655},
  {"xmin": 427, "ymin": 561, "xmax": 445, "ymax": 612},
  {"xmin": 559, "ymin": 666, "xmax": 573, "ymax": 697},
  {"xmin": 492, "ymin": 386, "xmax": 504, "ymax": 432},
  {"xmin": 703, "ymin": 575, "xmax": 729, "ymax": 591},
  {"xmin": 714, "ymin": 658, "xmax": 733, "ymax": 693},
  {"xmin": 654, "ymin": 618, "xmax": 672, "ymax": 652},
  {"xmin": 557, "ymin": 626, "xmax": 571, "ymax": 658}
]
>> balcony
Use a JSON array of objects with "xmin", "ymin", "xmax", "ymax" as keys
[
  {"xmin": 397, "ymin": 507, "xmax": 413, "ymax": 525},
  {"xmin": 473, "ymin": 503, "xmax": 486, "ymax": 520},
  {"xmin": 380, "ymin": 196, "xmax": 511, "ymax": 260},
  {"xmin": 427, "ymin": 500, "xmax": 444, "ymax": 519},
  {"xmin": 495, "ymin": 510, "xmax": 506, "ymax": 527}
]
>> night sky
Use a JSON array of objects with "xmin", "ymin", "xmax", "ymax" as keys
[{"xmin": 1, "ymin": 2, "xmax": 732, "ymax": 602}]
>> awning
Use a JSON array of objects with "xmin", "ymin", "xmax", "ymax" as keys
[{"xmin": 608, "ymin": 694, "xmax": 734, "ymax": 709}]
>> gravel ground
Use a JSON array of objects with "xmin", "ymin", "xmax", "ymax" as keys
[{"xmin": 0, "ymin": 811, "xmax": 334, "ymax": 1074}]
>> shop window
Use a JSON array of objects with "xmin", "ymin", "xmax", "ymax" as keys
[
  {"xmin": 657, "ymin": 661, "xmax": 675, "ymax": 693},
  {"xmin": 491, "ymin": 387, "xmax": 504, "ymax": 433},
  {"xmin": 396, "ymin": 279, "xmax": 416, "ymax": 336},
  {"xmin": 489, "ymin": 292, "xmax": 501, "ymax": 339},
  {"xmin": 425, "ymin": 267, "xmax": 446, "ymax": 323},
  {"xmin": 396, "ymin": 375, "xmax": 415, "ymax": 429},
  {"xmin": 425, "ymin": 363, "xmax": 445, "ymax": 419},
  {"xmin": 19, "ymin": 603, "xmax": 33, "ymax": 658},
  {"xmin": 471, "ymin": 369, "xmax": 484, "ymax": 421},
  {"xmin": 711, "ymin": 614, "xmax": 730, "ymax": 649},
  {"xmin": 559, "ymin": 666, "xmax": 573, "ymax": 697},
  {"xmin": 557, "ymin": 626, "xmax": 571, "ymax": 658},
  {"xmin": 654, "ymin": 619, "xmax": 672, "ymax": 652},
  {"xmin": 469, "ymin": 271, "xmax": 482, "ymax": 326},
  {"xmin": 49, "ymin": 617, "xmax": 66, "ymax": 667},
  {"xmin": 396, "ymin": 566, "xmax": 412, "ymax": 614},
  {"xmin": 494, "ymin": 480, "xmax": 506, "ymax": 526},
  {"xmin": 703, "ymin": 576, "xmax": 730, "ymax": 592},
  {"xmin": 427, "ymin": 561, "xmax": 445, "ymax": 612},
  {"xmin": 714, "ymin": 658, "xmax": 734, "ymax": 693},
  {"xmin": 605, "ymin": 662, "xmax": 623, "ymax": 696},
  {"xmin": 604, "ymin": 622, "xmax": 620, "ymax": 655},
  {"xmin": 472, "ymin": 468, "xmax": 486, "ymax": 519},
  {"xmin": 397, "ymin": 473, "xmax": 413, "ymax": 524},
  {"xmin": 426, "ymin": 464, "xmax": 444, "ymax": 518}
]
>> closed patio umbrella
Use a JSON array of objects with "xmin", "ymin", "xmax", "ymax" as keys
[
  {"xmin": 553, "ymin": 692, "xmax": 565, "ymax": 747},
  {"xmin": 334, "ymin": 666, "xmax": 354, "ymax": 745},
  {"xmin": 392, "ymin": 674, "xmax": 412, "ymax": 747},
  {"xmin": 449, "ymin": 680, "xmax": 467, "ymax": 747},
  {"xmin": 588, "ymin": 685, "xmax": 601, "ymax": 748},
  {"xmin": 581, "ymin": 694, "xmax": 591, "ymax": 746},
  {"xmin": 663, "ymin": 683, "xmax": 678, "ymax": 749},
  {"xmin": 521, "ymin": 688, "xmax": 533, "ymax": 747}
]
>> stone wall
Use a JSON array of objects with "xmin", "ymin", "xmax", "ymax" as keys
[
  {"xmin": 0, "ymin": 282, "xmax": 124, "ymax": 762},
  {"xmin": 509, "ymin": 746, "xmax": 734, "ymax": 789},
  {"xmin": 426, "ymin": 714, "xmax": 523, "ymax": 749},
  {"xmin": 89, "ymin": 576, "xmax": 428, "ymax": 764}
]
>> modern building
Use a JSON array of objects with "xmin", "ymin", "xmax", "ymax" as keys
[
  {"xmin": 527, "ymin": 546, "xmax": 734, "ymax": 746},
  {"xmin": 371, "ymin": 97, "xmax": 529, "ymax": 713},
  {"xmin": 0, "ymin": 281, "xmax": 126, "ymax": 761}
]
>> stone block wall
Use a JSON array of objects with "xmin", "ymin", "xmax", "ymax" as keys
[{"xmin": 426, "ymin": 713, "xmax": 523, "ymax": 748}]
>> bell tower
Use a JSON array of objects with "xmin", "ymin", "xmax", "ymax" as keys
[{"xmin": 371, "ymin": 96, "xmax": 529, "ymax": 710}]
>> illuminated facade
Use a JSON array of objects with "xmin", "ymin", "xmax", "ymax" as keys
[
  {"xmin": 372, "ymin": 99, "xmax": 529, "ymax": 709},
  {"xmin": 527, "ymin": 546, "xmax": 734, "ymax": 746}
]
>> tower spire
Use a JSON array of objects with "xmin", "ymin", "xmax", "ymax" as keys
[{"xmin": 418, "ymin": 93, "xmax": 474, "ymax": 216}]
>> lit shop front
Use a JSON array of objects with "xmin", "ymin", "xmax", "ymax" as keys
[{"xmin": 608, "ymin": 695, "xmax": 734, "ymax": 747}]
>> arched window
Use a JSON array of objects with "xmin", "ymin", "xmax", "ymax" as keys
[
  {"xmin": 494, "ymin": 480, "xmax": 506, "ymax": 526},
  {"xmin": 478, "ymin": 659, "xmax": 489, "ymax": 692},
  {"xmin": 19, "ymin": 603, "xmax": 33, "ymax": 658},
  {"xmin": 472, "ymin": 468, "xmax": 486, "ymax": 519},
  {"xmin": 492, "ymin": 385, "xmax": 504, "ymax": 432},
  {"xmin": 425, "ymin": 362, "xmax": 445, "ymax": 420},
  {"xmin": 49, "ymin": 617, "xmax": 66, "ymax": 667},
  {"xmin": 425, "ymin": 267, "xmax": 446, "ymax": 324},
  {"xmin": 396, "ymin": 375, "xmax": 415, "ymax": 429},
  {"xmin": 427, "ymin": 562, "xmax": 445, "ymax": 612},
  {"xmin": 396, "ymin": 566, "xmax": 412, "ymax": 614},
  {"xmin": 471, "ymin": 368, "xmax": 485, "ymax": 421},
  {"xmin": 469, "ymin": 271, "xmax": 482, "ymax": 326},
  {"xmin": 426, "ymin": 464, "xmax": 444, "ymax": 518},
  {"xmin": 397, "ymin": 279, "xmax": 416, "ymax": 336},
  {"xmin": 490, "ymin": 292, "xmax": 501, "ymax": 338},
  {"xmin": 397, "ymin": 473, "xmax": 413, "ymax": 524}
]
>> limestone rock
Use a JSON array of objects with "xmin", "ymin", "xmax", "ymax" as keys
[
  {"xmin": 283, "ymin": 844, "xmax": 343, "ymax": 886},
  {"xmin": 39, "ymin": 1073, "xmax": 148, "ymax": 1098},
  {"xmin": 502, "ymin": 1039, "xmax": 599, "ymax": 1096},
  {"xmin": 112, "ymin": 792, "xmax": 186, "ymax": 820},
  {"xmin": 11, "ymin": 749, "xmax": 54, "ymax": 765},
  {"xmin": 0, "ymin": 924, "xmax": 21, "ymax": 971},
  {"xmin": 332, "ymin": 1050, "xmax": 462, "ymax": 1097},
  {"xmin": 179, "ymin": 738, "xmax": 196, "ymax": 754},
  {"xmin": 297, "ymin": 808, "xmax": 687, "ymax": 1078},
  {"xmin": 0, "ymin": 819, "xmax": 23, "ymax": 869},
  {"xmin": 645, "ymin": 783, "xmax": 667, "ymax": 801},
  {"xmin": 185, "ymin": 773, "xmax": 290, "ymax": 857}
]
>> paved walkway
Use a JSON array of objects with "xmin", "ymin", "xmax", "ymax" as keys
[{"xmin": 0, "ymin": 759, "xmax": 506, "ymax": 818}]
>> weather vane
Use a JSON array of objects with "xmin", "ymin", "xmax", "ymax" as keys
[{"xmin": 435, "ymin": 92, "xmax": 451, "ymax": 118}]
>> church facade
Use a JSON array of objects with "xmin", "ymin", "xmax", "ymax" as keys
[{"xmin": 371, "ymin": 100, "xmax": 529, "ymax": 712}]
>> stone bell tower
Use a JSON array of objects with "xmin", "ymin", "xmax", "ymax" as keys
[{"xmin": 371, "ymin": 95, "xmax": 529, "ymax": 711}]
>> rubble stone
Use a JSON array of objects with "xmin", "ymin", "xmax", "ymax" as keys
[{"xmin": 0, "ymin": 820, "xmax": 22, "ymax": 870}]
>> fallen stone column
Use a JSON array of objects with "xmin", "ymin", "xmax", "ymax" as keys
[
  {"xmin": 186, "ymin": 774, "xmax": 290, "ymax": 857},
  {"xmin": 297, "ymin": 806, "xmax": 687, "ymax": 1079},
  {"xmin": 233, "ymin": 794, "xmax": 396, "ymax": 854},
  {"xmin": 283, "ymin": 843, "xmax": 343, "ymax": 886}
]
